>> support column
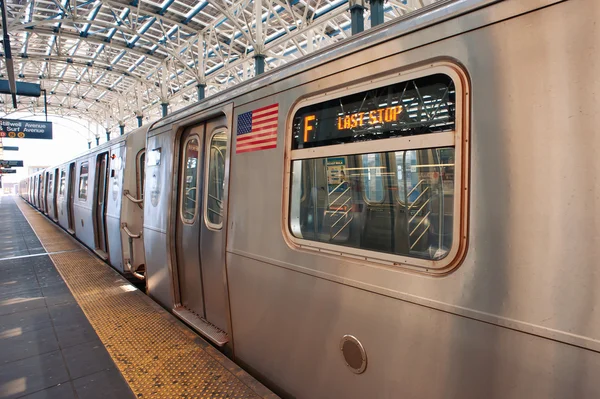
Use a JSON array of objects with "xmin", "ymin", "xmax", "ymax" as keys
[
  {"xmin": 197, "ymin": 84, "xmax": 206, "ymax": 101},
  {"xmin": 137, "ymin": 115, "xmax": 143, "ymax": 127},
  {"xmin": 95, "ymin": 136, "xmax": 100, "ymax": 146},
  {"xmin": 254, "ymin": 54, "xmax": 265, "ymax": 76},
  {"xmin": 349, "ymin": 0, "xmax": 365, "ymax": 35},
  {"xmin": 119, "ymin": 124, "xmax": 125, "ymax": 136},
  {"xmin": 88, "ymin": 141, "xmax": 91, "ymax": 149},
  {"xmin": 106, "ymin": 130, "xmax": 110, "ymax": 142},
  {"xmin": 369, "ymin": 0, "xmax": 384, "ymax": 27},
  {"xmin": 161, "ymin": 103, "xmax": 169, "ymax": 117}
]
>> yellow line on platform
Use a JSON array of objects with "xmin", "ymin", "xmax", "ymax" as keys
[{"xmin": 16, "ymin": 199, "xmax": 275, "ymax": 399}]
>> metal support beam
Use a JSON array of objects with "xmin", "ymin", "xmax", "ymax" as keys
[
  {"xmin": 370, "ymin": 0, "xmax": 384, "ymax": 27},
  {"xmin": 197, "ymin": 84, "xmax": 206, "ymax": 101},
  {"xmin": 0, "ymin": 0, "xmax": 16, "ymax": 108},
  {"xmin": 254, "ymin": 54, "xmax": 265, "ymax": 76},
  {"xmin": 119, "ymin": 125, "xmax": 125, "ymax": 135},
  {"xmin": 349, "ymin": 0, "xmax": 366, "ymax": 35},
  {"xmin": 137, "ymin": 116, "xmax": 143, "ymax": 127},
  {"xmin": 161, "ymin": 103, "xmax": 169, "ymax": 117}
]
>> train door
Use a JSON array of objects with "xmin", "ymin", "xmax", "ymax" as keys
[
  {"xmin": 199, "ymin": 119, "xmax": 230, "ymax": 336},
  {"xmin": 94, "ymin": 152, "xmax": 110, "ymax": 256},
  {"xmin": 67, "ymin": 162, "xmax": 76, "ymax": 232},
  {"xmin": 173, "ymin": 119, "xmax": 230, "ymax": 346}
]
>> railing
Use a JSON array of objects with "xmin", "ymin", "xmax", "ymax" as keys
[{"xmin": 123, "ymin": 189, "xmax": 143, "ymax": 207}]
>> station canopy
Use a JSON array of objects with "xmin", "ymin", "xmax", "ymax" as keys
[{"xmin": 1, "ymin": 0, "xmax": 439, "ymax": 134}]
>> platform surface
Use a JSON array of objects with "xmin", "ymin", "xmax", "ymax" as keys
[
  {"xmin": 0, "ymin": 195, "xmax": 135, "ymax": 399},
  {"xmin": 0, "ymin": 196, "xmax": 277, "ymax": 399}
]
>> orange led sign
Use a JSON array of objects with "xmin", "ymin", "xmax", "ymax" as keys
[{"xmin": 337, "ymin": 105, "xmax": 403, "ymax": 130}]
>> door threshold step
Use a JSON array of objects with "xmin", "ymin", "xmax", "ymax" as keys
[
  {"xmin": 93, "ymin": 249, "xmax": 108, "ymax": 260},
  {"xmin": 173, "ymin": 306, "xmax": 229, "ymax": 347}
]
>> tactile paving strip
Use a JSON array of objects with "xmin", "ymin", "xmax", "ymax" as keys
[{"xmin": 16, "ymin": 200, "xmax": 276, "ymax": 399}]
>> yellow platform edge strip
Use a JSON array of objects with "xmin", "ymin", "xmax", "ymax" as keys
[{"xmin": 16, "ymin": 200, "xmax": 277, "ymax": 399}]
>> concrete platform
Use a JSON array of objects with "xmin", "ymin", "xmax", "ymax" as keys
[
  {"xmin": 1, "ymin": 196, "xmax": 277, "ymax": 399},
  {"xmin": 0, "ymin": 195, "xmax": 135, "ymax": 399}
]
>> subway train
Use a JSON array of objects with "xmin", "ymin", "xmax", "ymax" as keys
[{"xmin": 19, "ymin": 0, "xmax": 600, "ymax": 397}]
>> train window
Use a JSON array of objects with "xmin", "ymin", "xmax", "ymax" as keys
[
  {"xmin": 205, "ymin": 130, "xmax": 228, "ymax": 229},
  {"xmin": 181, "ymin": 137, "xmax": 199, "ymax": 223},
  {"xmin": 136, "ymin": 150, "xmax": 145, "ymax": 200},
  {"xmin": 79, "ymin": 162, "xmax": 89, "ymax": 201},
  {"xmin": 287, "ymin": 66, "xmax": 467, "ymax": 270},
  {"xmin": 59, "ymin": 170, "xmax": 66, "ymax": 196}
]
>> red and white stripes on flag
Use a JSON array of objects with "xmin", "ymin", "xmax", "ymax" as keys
[{"xmin": 236, "ymin": 103, "xmax": 279, "ymax": 154}]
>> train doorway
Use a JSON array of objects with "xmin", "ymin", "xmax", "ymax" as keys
[
  {"xmin": 173, "ymin": 118, "xmax": 230, "ymax": 347},
  {"xmin": 94, "ymin": 152, "xmax": 110, "ymax": 257}
]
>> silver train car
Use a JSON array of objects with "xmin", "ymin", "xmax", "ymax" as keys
[
  {"xmin": 22, "ymin": 0, "xmax": 600, "ymax": 397},
  {"xmin": 21, "ymin": 127, "xmax": 147, "ymax": 279}
]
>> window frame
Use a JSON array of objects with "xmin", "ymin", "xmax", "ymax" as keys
[
  {"xmin": 283, "ymin": 62, "xmax": 469, "ymax": 273},
  {"xmin": 203, "ymin": 128, "xmax": 228, "ymax": 231},
  {"xmin": 78, "ymin": 161, "xmax": 89, "ymax": 201},
  {"xmin": 179, "ymin": 135, "xmax": 201, "ymax": 225}
]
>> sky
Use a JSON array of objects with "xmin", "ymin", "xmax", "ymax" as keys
[{"xmin": 1, "ymin": 112, "xmax": 109, "ymax": 187}]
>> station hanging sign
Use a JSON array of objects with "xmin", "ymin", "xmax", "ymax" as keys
[
  {"xmin": 0, "ymin": 119, "xmax": 53, "ymax": 140},
  {"xmin": 0, "ymin": 169, "xmax": 17, "ymax": 174},
  {"xmin": 0, "ymin": 160, "xmax": 23, "ymax": 167},
  {"xmin": 2, "ymin": 146, "xmax": 19, "ymax": 151}
]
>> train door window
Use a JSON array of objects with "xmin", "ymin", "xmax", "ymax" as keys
[
  {"xmin": 47, "ymin": 174, "xmax": 53, "ymax": 196},
  {"xmin": 59, "ymin": 169, "xmax": 66, "ymax": 196},
  {"xmin": 79, "ymin": 162, "xmax": 89, "ymax": 201},
  {"xmin": 361, "ymin": 154, "xmax": 385, "ymax": 203},
  {"xmin": 136, "ymin": 150, "xmax": 145, "ymax": 200},
  {"xmin": 204, "ymin": 130, "xmax": 227, "ymax": 229},
  {"xmin": 181, "ymin": 137, "xmax": 200, "ymax": 223},
  {"xmin": 287, "ymin": 66, "xmax": 468, "ymax": 271}
]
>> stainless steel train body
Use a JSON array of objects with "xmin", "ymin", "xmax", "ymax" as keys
[
  {"xmin": 21, "ymin": 127, "xmax": 147, "ymax": 278},
  {"xmin": 20, "ymin": 0, "xmax": 600, "ymax": 397}
]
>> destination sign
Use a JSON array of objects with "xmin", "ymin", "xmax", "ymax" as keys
[
  {"xmin": 0, "ymin": 119, "xmax": 53, "ymax": 140},
  {"xmin": 0, "ymin": 169, "xmax": 16, "ymax": 174},
  {"xmin": 2, "ymin": 146, "xmax": 19, "ymax": 151},
  {"xmin": 292, "ymin": 74, "xmax": 456, "ymax": 150},
  {"xmin": 0, "ymin": 160, "xmax": 23, "ymax": 167}
]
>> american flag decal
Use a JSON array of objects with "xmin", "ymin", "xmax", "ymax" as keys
[{"xmin": 236, "ymin": 103, "xmax": 279, "ymax": 153}]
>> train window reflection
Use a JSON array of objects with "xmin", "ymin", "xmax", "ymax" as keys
[
  {"xmin": 205, "ymin": 131, "xmax": 227, "ymax": 229},
  {"xmin": 181, "ymin": 138, "xmax": 199, "ymax": 223},
  {"xmin": 78, "ymin": 162, "xmax": 89, "ymax": 201},
  {"xmin": 290, "ymin": 147, "xmax": 455, "ymax": 261}
]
